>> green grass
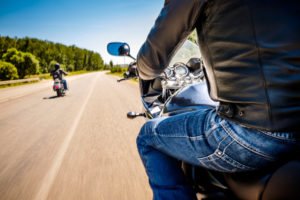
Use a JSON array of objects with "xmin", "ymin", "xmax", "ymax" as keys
[
  {"xmin": 25, "ymin": 73, "xmax": 51, "ymax": 80},
  {"xmin": 25, "ymin": 70, "xmax": 94, "ymax": 80},
  {"xmin": 0, "ymin": 70, "xmax": 99, "ymax": 89},
  {"xmin": 0, "ymin": 80, "xmax": 40, "ymax": 89},
  {"xmin": 106, "ymin": 71, "xmax": 124, "ymax": 77},
  {"xmin": 68, "ymin": 70, "xmax": 94, "ymax": 76}
]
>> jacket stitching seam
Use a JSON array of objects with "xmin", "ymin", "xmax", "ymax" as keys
[
  {"xmin": 243, "ymin": 0, "xmax": 273, "ymax": 127},
  {"xmin": 200, "ymin": 0, "xmax": 219, "ymax": 100}
]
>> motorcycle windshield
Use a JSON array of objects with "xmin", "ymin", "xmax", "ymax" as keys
[{"xmin": 169, "ymin": 40, "xmax": 201, "ymax": 66}]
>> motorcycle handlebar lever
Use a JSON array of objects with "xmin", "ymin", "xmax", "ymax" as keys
[
  {"xmin": 117, "ymin": 78, "xmax": 128, "ymax": 82},
  {"xmin": 117, "ymin": 76, "xmax": 138, "ymax": 82},
  {"xmin": 127, "ymin": 112, "xmax": 146, "ymax": 119}
]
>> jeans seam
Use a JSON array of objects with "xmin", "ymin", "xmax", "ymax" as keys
[
  {"xmin": 259, "ymin": 130, "xmax": 297, "ymax": 142},
  {"xmin": 188, "ymin": 123, "xmax": 220, "ymax": 140},
  {"xmin": 220, "ymin": 153, "xmax": 255, "ymax": 171},
  {"xmin": 205, "ymin": 123, "xmax": 219, "ymax": 138},
  {"xmin": 154, "ymin": 121, "xmax": 219, "ymax": 140},
  {"xmin": 220, "ymin": 120, "xmax": 275, "ymax": 161},
  {"xmin": 190, "ymin": 135, "xmax": 205, "ymax": 140},
  {"xmin": 198, "ymin": 154, "xmax": 218, "ymax": 161},
  {"xmin": 216, "ymin": 135, "xmax": 229, "ymax": 150},
  {"xmin": 198, "ymin": 150, "xmax": 255, "ymax": 171},
  {"xmin": 190, "ymin": 109, "xmax": 214, "ymax": 140},
  {"xmin": 197, "ymin": 135, "xmax": 229, "ymax": 160},
  {"xmin": 155, "ymin": 135, "xmax": 199, "ymax": 138},
  {"xmin": 223, "ymin": 140, "xmax": 234, "ymax": 153},
  {"xmin": 218, "ymin": 140, "xmax": 255, "ymax": 171}
]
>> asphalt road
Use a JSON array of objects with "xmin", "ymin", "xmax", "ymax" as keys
[{"xmin": 0, "ymin": 72, "xmax": 152, "ymax": 200}]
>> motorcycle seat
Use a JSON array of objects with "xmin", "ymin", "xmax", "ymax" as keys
[{"xmin": 223, "ymin": 160, "xmax": 300, "ymax": 200}]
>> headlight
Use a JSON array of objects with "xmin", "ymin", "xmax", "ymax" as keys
[{"xmin": 174, "ymin": 64, "xmax": 189, "ymax": 78}]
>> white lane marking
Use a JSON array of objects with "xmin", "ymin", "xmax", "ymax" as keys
[{"xmin": 34, "ymin": 73, "xmax": 100, "ymax": 200}]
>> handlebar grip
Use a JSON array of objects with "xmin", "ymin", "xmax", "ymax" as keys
[{"xmin": 117, "ymin": 78, "xmax": 127, "ymax": 82}]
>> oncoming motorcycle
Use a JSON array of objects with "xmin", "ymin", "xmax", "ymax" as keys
[{"xmin": 107, "ymin": 40, "xmax": 300, "ymax": 200}]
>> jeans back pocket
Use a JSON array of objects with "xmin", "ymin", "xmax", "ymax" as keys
[{"xmin": 198, "ymin": 149, "xmax": 255, "ymax": 173}]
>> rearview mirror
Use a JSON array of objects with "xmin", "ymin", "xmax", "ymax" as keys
[{"xmin": 107, "ymin": 42, "xmax": 130, "ymax": 56}]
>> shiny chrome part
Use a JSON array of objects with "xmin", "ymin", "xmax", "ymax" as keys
[
  {"xmin": 164, "ymin": 68, "xmax": 174, "ymax": 78},
  {"xmin": 184, "ymin": 76, "xmax": 192, "ymax": 84},
  {"xmin": 161, "ymin": 62, "xmax": 204, "ymax": 92},
  {"xmin": 127, "ymin": 112, "xmax": 146, "ymax": 119},
  {"xmin": 169, "ymin": 77, "xmax": 177, "ymax": 81},
  {"xmin": 149, "ymin": 106, "xmax": 161, "ymax": 115},
  {"xmin": 174, "ymin": 64, "xmax": 189, "ymax": 78}
]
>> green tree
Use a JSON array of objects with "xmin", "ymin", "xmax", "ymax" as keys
[
  {"xmin": 0, "ymin": 36, "xmax": 105, "ymax": 73},
  {"xmin": 0, "ymin": 61, "xmax": 19, "ymax": 80},
  {"xmin": 109, "ymin": 60, "xmax": 114, "ymax": 69},
  {"xmin": 103, "ymin": 63, "xmax": 110, "ymax": 70},
  {"xmin": 2, "ymin": 48, "xmax": 40, "ymax": 78},
  {"xmin": 87, "ymin": 52, "xmax": 104, "ymax": 71},
  {"xmin": 66, "ymin": 64, "xmax": 74, "ymax": 72},
  {"xmin": 2, "ymin": 48, "xmax": 24, "ymax": 72},
  {"xmin": 0, "ymin": 36, "xmax": 16, "ymax": 58},
  {"xmin": 188, "ymin": 30, "xmax": 198, "ymax": 44},
  {"xmin": 22, "ymin": 52, "xmax": 39, "ymax": 77},
  {"xmin": 74, "ymin": 49, "xmax": 85, "ymax": 71}
]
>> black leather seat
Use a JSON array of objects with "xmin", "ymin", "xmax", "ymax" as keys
[{"xmin": 224, "ymin": 161, "xmax": 300, "ymax": 200}]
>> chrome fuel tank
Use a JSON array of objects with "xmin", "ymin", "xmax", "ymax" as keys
[{"xmin": 162, "ymin": 82, "xmax": 219, "ymax": 116}]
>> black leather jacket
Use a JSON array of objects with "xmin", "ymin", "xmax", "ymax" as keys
[
  {"xmin": 137, "ymin": 0, "xmax": 300, "ymax": 132},
  {"xmin": 50, "ymin": 69, "xmax": 68, "ymax": 81}
]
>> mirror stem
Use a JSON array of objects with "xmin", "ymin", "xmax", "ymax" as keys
[{"xmin": 128, "ymin": 54, "xmax": 136, "ymax": 61}]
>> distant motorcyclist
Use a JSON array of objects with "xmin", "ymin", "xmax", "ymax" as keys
[{"xmin": 50, "ymin": 63, "xmax": 68, "ymax": 90}]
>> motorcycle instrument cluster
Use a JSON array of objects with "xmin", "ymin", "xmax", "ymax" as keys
[
  {"xmin": 162, "ymin": 60, "xmax": 204, "ymax": 91},
  {"xmin": 174, "ymin": 63, "xmax": 189, "ymax": 78}
]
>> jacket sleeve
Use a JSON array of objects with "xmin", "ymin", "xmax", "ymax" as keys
[
  {"xmin": 137, "ymin": 0, "xmax": 203, "ymax": 80},
  {"xmin": 60, "ymin": 69, "xmax": 68, "ymax": 76}
]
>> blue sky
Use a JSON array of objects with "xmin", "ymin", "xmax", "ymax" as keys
[{"xmin": 0, "ymin": 0, "xmax": 163, "ymax": 64}]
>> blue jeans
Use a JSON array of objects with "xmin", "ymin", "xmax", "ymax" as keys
[
  {"xmin": 137, "ymin": 106, "xmax": 299, "ymax": 200},
  {"xmin": 62, "ymin": 79, "xmax": 68, "ymax": 90}
]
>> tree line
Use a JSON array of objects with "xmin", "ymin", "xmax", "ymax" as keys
[{"xmin": 0, "ymin": 36, "xmax": 107, "ymax": 80}]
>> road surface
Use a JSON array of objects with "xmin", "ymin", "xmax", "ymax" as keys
[{"xmin": 0, "ymin": 72, "xmax": 152, "ymax": 200}]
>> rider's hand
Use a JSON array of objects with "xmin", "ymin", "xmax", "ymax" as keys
[{"xmin": 127, "ymin": 62, "xmax": 137, "ymax": 77}]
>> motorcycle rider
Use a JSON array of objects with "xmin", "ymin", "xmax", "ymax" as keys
[
  {"xmin": 136, "ymin": 0, "xmax": 300, "ymax": 199},
  {"xmin": 50, "ymin": 63, "xmax": 68, "ymax": 90}
]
